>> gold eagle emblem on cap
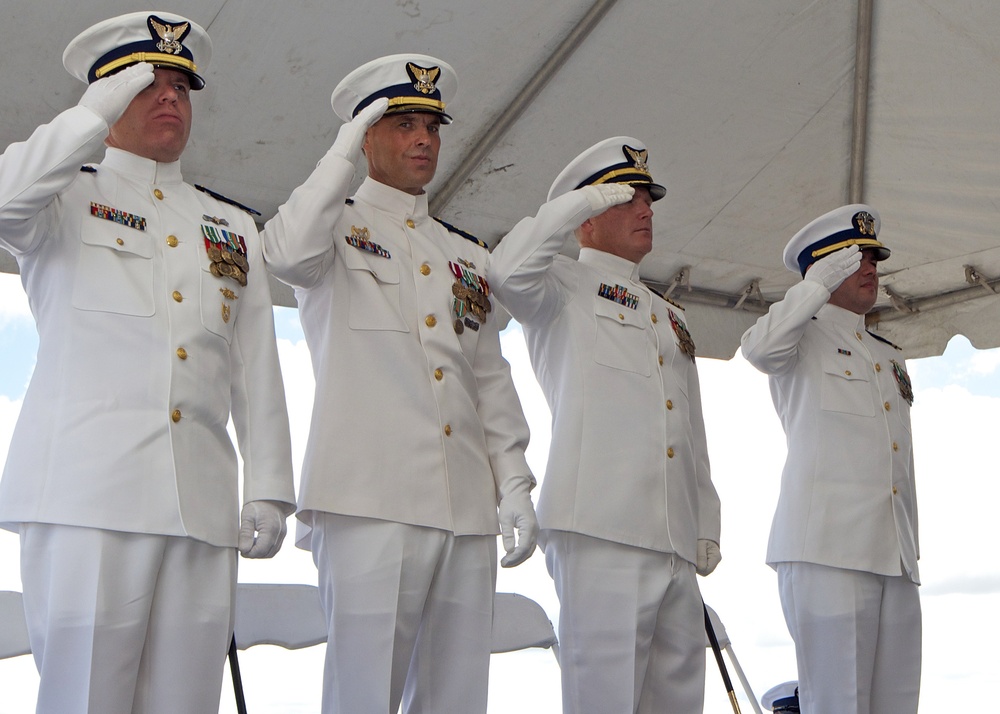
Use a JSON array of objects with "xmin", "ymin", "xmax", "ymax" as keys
[
  {"xmin": 854, "ymin": 211, "xmax": 876, "ymax": 236},
  {"xmin": 149, "ymin": 17, "xmax": 189, "ymax": 55},
  {"xmin": 407, "ymin": 63, "xmax": 441, "ymax": 95},
  {"xmin": 624, "ymin": 145, "xmax": 650, "ymax": 173}
]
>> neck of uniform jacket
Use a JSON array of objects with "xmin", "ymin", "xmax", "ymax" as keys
[
  {"xmin": 101, "ymin": 147, "xmax": 183, "ymax": 184},
  {"xmin": 816, "ymin": 301, "xmax": 867, "ymax": 331},
  {"xmin": 578, "ymin": 247, "xmax": 641, "ymax": 282},
  {"xmin": 357, "ymin": 176, "xmax": 429, "ymax": 220}
]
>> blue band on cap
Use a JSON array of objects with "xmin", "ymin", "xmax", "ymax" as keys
[{"xmin": 796, "ymin": 226, "xmax": 885, "ymax": 276}]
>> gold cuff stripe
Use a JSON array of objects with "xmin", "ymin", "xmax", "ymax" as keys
[
  {"xmin": 387, "ymin": 96, "xmax": 446, "ymax": 111},
  {"xmin": 95, "ymin": 53, "xmax": 198, "ymax": 79},
  {"xmin": 812, "ymin": 238, "xmax": 884, "ymax": 258},
  {"xmin": 592, "ymin": 167, "xmax": 653, "ymax": 185}
]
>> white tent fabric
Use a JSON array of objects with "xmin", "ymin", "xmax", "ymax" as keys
[{"xmin": 2, "ymin": 0, "xmax": 998, "ymax": 358}]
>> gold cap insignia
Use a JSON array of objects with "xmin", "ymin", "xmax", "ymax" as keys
[
  {"xmin": 854, "ymin": 211, "xmax": 876, "ymax": 237},
  {"xmin": 149, "ymin": 17, "xmax": 189, "ymax": 55},
  {"xmin": 407, "ymin": 63, "xmax": 441, "ymax": 95},
  {"xmin": 624, "ymin": 145, "xmax": 650, "ymax": 173}
]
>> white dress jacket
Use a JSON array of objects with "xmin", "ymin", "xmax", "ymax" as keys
[
  {"xmin": 741, "ymin": 280, "xmax": 919, "ymax": 581},
  {"xmin": 263, "ymin": 155, "xmax": 532, "ymax": 541},
  {"xmin": 488, "ymin": 193, "xmax": 720, "ymax": 563},
  {"xmin": 0, "ymin": 106, "xmax": 295, "ymax": 547}
]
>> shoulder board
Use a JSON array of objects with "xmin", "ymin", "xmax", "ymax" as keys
[
  {"xmin": 433, "ymin": 217, "xmax": 487, "ymax": 248},
  {"xmin": 80, "ymin": 165, "xmax": 97, "ymax": 173},
  {"xmin": 194, "ymin": 184, "xmax": 261, "ymax": 216},
  {"xmin": 866, "ymin": 330, "xmax": 903, "ymax": 351},
  {"xmin": 345, "ymin": 197, "xmax": 354, "ymax": 206},
  {"xmin": 646, "ymin": 282, "xmax": 685, "ymax": 310}
]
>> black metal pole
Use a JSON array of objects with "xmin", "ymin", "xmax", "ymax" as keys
[
  {"xmin": 228, "ymin": 633, "xmax": 248, "ymax": 714},
  {"xmin": 704, "ymin": 603, "xmax": 741, "ymax": 714}
]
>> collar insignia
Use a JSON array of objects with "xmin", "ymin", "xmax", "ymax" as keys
[
  {"xmin": 148, "ymin": 16, "xmax": 190, "ymax": 55},
  {"xmin": 407, "ymin": 63, "xmax": 441, "ymax": 95},
  {"xmin": 623, "ymin": 145, "xmax": 649, "ymax": 173}
]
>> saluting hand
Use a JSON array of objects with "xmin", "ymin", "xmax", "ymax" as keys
[
  {"xmin": 805, "ymin": 244, "xmax": 862, "ymax": 293},
  {"xmin": 78, "ymin": 61, "xmax": 155, "ymax": 127},
  {"xmin": 330, "ymin": 97, "xmax": 390, "ymax": 164},
  {"xmin": 579, "ymin": 183, "xmax": 635, "ymax": 218}
]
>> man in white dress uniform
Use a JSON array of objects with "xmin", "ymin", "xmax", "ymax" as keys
[
  {"xmin": 0, "ymin": 12, "xmax": 295, "ymax": 714},
  {"xmin": 261, "ymin": 54, "xmax": 542, "ymax": 713},
  {"xmin": 741, "ymin": 205, "xmax": 920, "ymax": 714},
  {"xmin": 488, "ymin": 137, "xmax": 722, "ymax": 713}
]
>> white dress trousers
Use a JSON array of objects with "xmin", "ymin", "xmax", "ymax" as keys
[
  {"xmin": 778, "ymin": 562, "xmax": 921, "ymax": 714},
  {"xmin": 309, "ymin": 513, "xmax": 496, "ymax": 714},
  {"xmin": 20, "ymin": 523, "xmax": 236, "ymax": 714},
  {"xmin": 543, "ymin": 531, "xmax": 706, "ymax": 714}
]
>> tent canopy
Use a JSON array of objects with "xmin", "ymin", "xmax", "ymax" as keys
[{"xmin": 3, "ymin": 0, "xmax": 998, "ymax": 358}]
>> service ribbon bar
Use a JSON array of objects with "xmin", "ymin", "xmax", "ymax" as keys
[
  {"xmin": 598, "ymin": 282, "xmax": 638, "ymax": 310},
  {"xmin": 90, "ymin": 202, "xmax": 147, "ymax": 231}
]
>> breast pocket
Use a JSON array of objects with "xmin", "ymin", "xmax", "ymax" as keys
[
  {"xmin": 592, "ymin": 296, "xmax": 650, "ymax": 376},
  {"xmin": 820, "ymin": 358, "xmax": 875, "ymax": 416},
  {"xmin": 71, "ymin": 218, "xmax": 155, "ymax": 316},
  {"xmin": 343, "ymin": 247, "xmax": 408, "ymax": 332},
  {"xmin": 200, "ymin": 269, "xmax": 242, "ymax": 343}
]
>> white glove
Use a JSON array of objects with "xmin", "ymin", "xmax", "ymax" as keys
[
  {"xmin": 330, "ymin": 97, "xmax": 390, "ymax": 163},
  {"xmin": 238, "ymin": 500, "xmax": 288, "ymax": 559},
  {"xmin": 804, "ymin": 244, "xmax": 862, "ymax": 293},
  {"xmin": 78, "ymin": 62, "xmax": 155, "ymax": 127},
  {"xmin": 578, "ymin": 183, "xmax": 635, "ymax": 217},
  {"xmin": 498, "ymin": 480, "xmax": 539, "ymax": 568},
  {"xmin": 696, "ymin": 539, "xmax": 721, "ymax": 576}
]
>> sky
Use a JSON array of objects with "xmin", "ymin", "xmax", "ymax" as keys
[{"xmin": 1, "ymin": 271, "xmax": 999, "ymax": 712}]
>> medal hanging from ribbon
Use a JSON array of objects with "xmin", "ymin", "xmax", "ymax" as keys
[
  {"xmin": 891, "ymin": 359, "xmax": 914, "ymax": 406},
  {"xmin": 202, "ymin": 224, "xmax": 249, "ymax": 286},
  {"xmin": 449, "ymin": 260, "xmax": 491, "ymax": 334},
  {"xmin": 668, "ymin": 309, "xmax": 696, "ymax": 360}
]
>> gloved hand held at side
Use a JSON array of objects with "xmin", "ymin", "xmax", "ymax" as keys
[
  {"xmin": 78, "ymin": 62, "xmax": 155, "ymax": 127},
  {"xmin": 238, "ymin": 500, "xmax": 288, "ymax": 559},
  {"xmin": 804, "ymin": 244, "xmax": 862, "ymax": 293},
  {"xmin": 498, "ymin": 480, "xmax": 539, "ymax": 568},
  {"xmin": 579, "ymin": 183, "xmax": 635, "ymax": 218},
  {"xmin": 696, "ymin": 539, "xmax": 721, "ymax": 576},
  {"xmin": 329, "ymin": 97, "xmax": 390, "ymax": 164}
]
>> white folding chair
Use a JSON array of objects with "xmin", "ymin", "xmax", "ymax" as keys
[
  {"xmin": 491, "ymin": 591, "xmax": 559, "ymax": 661},
  {"xmin": 234, "ymin": 583, "xmax": 326, "ymax": 650},
  {"xmin": 0, "ymin": 590, "xmax": 31, "ymax": 659},
  {"xmin": 234, "ymin": 583, "xmax": 559, "ymax": 657},
  {"xmin": 230, "ymin": 584, "xmax": 559, "ymax": 711}
]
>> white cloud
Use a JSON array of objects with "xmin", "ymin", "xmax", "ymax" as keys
[{"xmin": 966, "ymin": 347, "xmax": 1000, "ymax": 376}]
